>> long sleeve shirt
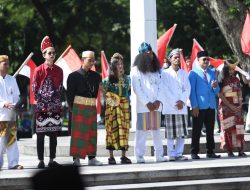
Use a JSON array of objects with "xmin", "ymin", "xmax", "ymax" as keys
[
  {"xmin": 0, "ymin": 75, "xmax": 20, "ymax": 121},
  {"xmin": 32, "ymin": 63, "xmax": 63, "ymax": 101},
  {"xmin": 160, "ymin": 67, "xmax": 191, "ymax": 115},
  {"xmin": 66, "ymin": 68, "xmax": 101, "ymax": 108},
  {"xmin": 189, "ymin": 66, "xmax": 220, "ymax": 109},
  {"xmin": 131, "ymin": 67, "xmax": 162, "ymax": 113}
]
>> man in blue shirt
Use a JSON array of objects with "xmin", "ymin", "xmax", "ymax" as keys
[{"xmin": 189, "ymin": 50, "xmax": 221, "ymax": 159}]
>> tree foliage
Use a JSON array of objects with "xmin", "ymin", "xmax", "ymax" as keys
[{"xmin": 0, "ymin": 0, "xmax": 248, "ymax": 75}]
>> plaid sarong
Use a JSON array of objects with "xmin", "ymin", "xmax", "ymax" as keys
[
  {"xmin": 70, "ymin": 103, "xmax": 97, "ymax": 159},
  {"xmin": 105, "ymin": 97, "xmax": 130, "ymax": 150},
  {"xmin": 0, "ymin": 121, "xmax": 17, "ymax": 147},
  {"xmin": 164, "ymin": 114, "xmax": 188, "ymax": 139},
  {"xmin": 136, "ymin": 111, "xmax": 161, "ymax": 130}
]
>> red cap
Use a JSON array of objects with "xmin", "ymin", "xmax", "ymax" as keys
[{"xmin": 41, "ymin": 36, "xmax": 54, "ymax": 53}]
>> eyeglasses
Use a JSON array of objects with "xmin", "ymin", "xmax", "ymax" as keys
[
  {"xmin": 47, "ymin": 51, "xmax": 56, "ymax": 56},
  {"xmin": 202, "ymin": 58, "xmax": 210, "ymax": 61}
]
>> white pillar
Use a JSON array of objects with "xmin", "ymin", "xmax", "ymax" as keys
[{"xmin": 130, "ymin": 0, "xmax": 157, "ymax": 130}]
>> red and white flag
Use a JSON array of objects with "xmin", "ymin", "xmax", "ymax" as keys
[
  {"xmin": 14, "ymin": 53, "xmax": 37, "ymax": 104},
  {"xmin": 157, "ymin": 24, "xmax": 177, "ymax": 67},
  {"xmin": 180, "ymin": 49, "xmax": 189, "ymax": 73},
  {"xmin": 101, "ymin": 50, "xmax": 109, "ymax": 79},
  {"xmin": 241, "ymin": 12, "xmax": 250, "ymax": 55},
  {"xmin": 209, "ymin": 57, "xmax": 224, "ymax": 71},
  {"xmin": 190, "ymin": 38, "xmax": 204, "ymax": 70},
  {"xmin": 55, "ymin": 45, "xmax": 81, "ymax": 89}
]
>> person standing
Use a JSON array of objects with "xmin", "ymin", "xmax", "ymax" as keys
[
  {"xmin": 67, "ymin": 50, "xmax": 102, "ymax": 166},
  {"xmin": 0, "ymin": 55, "xmax": 23, "ymax": 170},
  {"xmin": 218, "ymin": 60, "xmax": 246, "ymax": 157},
  {"xmin": 131, "ymin": 42, "xmax": 167, "ymax": 163},
  {"xmin": 160, "ymin": 49, "xmax": 190, "ymax": 161},
  {"xmin": 33, "ymin": 36, "xmax": 63, "ymax": 168},
  {"xmin": 102, "ymin": 53, "xmax": 131, "ymax": 165},
  {"xmin": 189, "ymin": 50, "xmax": 221, "ymax": 159}
]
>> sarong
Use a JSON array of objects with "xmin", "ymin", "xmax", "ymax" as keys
[
  {"xmin": 0, "ymin": 121, "xmax": 16, "ymax": 147},
  {"xmin": 70, "ymin": 96, "xmax": 97, "ymax": 159},
  {"xmin": 105, "ymin": 96, "xmax": 130, "ymax": 150},
  {"xmin": 136, "ymin": 111, "xmax": 161, "ymax": 130},
  {"xmin": 164, "ymin": 114, "xmax": 188, "ymax": 139}
]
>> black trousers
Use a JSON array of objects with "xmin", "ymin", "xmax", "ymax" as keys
[
  {"xmin": 37, "ymin": 132, "xmax": 57, "ymax": 160},
  {"xmin": 191, "ymin": 108, "xmax": 215, "ymax": 154}
]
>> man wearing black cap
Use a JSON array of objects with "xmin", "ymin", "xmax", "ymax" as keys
[{"xmin": 189, "ymin": 50, "xmax": 221, "ymax": 159}]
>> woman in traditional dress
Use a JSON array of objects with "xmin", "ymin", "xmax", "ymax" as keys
[
  {"xmin": 102, "ymin": 53, "xmax": 131, "ymax": 165},
  {"xmin": 218, "ymin": 60, "xmax": 247, "ymax": 157}
]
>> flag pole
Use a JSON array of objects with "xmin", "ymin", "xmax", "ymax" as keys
[
  {"xmin": 193, "ymin": 38, "xmax": 204, "ymax": 51},
  {"xmin": 54, "ymin": 45, "xmax": 72, "ymax": 65},
  {"xmin": 13, "ymin": 52, "xmax": 34, "ymax": 77}
]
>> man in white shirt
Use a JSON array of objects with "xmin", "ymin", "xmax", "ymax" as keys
[
  {"xmin": 131, "ymin": 42, "xmax": 167, "ymax": 163},
  {"xmin": 0, "ymin": 55, "xmax": 23, "ymax": 169},
  {"xmin": 160, "ymin": 49, "xmax": 191, "ymax": 161}
]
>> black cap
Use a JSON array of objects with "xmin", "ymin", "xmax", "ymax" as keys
[{"xmin": 197, "ymin": 50, "xmax": 208, "ymax": 58}]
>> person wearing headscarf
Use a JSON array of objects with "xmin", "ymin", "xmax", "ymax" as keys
[
  {"xmin": 101, "ymin": 53, "xmax": 131, "ymax": 165},
  {"xmin": 67, "ymin": 50, "xmax": 102, "ymax": 166},
  {"xmin": 218, "ymin": 60, "xmax": 246, "ymax": 157},
  {"xmin": 189, "ymin": 50, "xmax": 221, "ymax": 159},
  {"xmin": 159, "ymin": 48, "xmax": 190, "ymax": 161},
  {"xmin": 0, "ymin": 55, "xmax": 23, "ymax": 170},
  {"xmin": 131, "ymin": 42, "xmax": 167, "ymax": 163},
  {"xmin": 33, "ymin": 36, "xmax": 63, "ymax": 169}
]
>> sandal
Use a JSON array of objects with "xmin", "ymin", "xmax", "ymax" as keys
[
  {"xmin": 120, "ymin": 156, "xmax": 132, "ymax": 164},
  {"xmin": 10, "ymin": 164, "xmax": 23, "ymax": 170}
]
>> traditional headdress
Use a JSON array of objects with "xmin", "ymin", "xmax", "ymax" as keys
[
  {"xmin": 168, "ymin": 48, "xmax": 180, "ymax": 59},
  {"xmin": 0, "ymin": 55, "xmax": 9, "ymax": 62},
  {"xmin": 40, "ymin": 36, "xmax": 54, "ymax": 53},
  {"xmin": 82, "ymin": 51, "xmax": 95, "ymax": 59},
  {"xmin": 138, "ymin": 42, "xmax": 152, "ymax": 53}
]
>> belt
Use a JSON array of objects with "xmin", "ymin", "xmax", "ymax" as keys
[
  {"xmin": 73, "ymin": 96, "xmax": 96, "ymax": 106},
  {"xmin": 224, "ymin": 92, "xmax": 237, "ymax": 97}
]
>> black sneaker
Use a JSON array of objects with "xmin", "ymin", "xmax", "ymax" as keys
[
  {"xmin": 191, "ymin": 154, "xmax": 200, "ymax": 159},
  {"xmin": 48, "ymin": 161, "xmax": 62, "ymax": 168},
  {"xmin": 37, "ymin": 161, "xmax": 45, "ymax": 169},
  {"xmin": 238, "ymin": 152, "xmax": 247, "ymax": 157},
  {"xmin": 120, "ymin": 156, "xmax": 132, "ymax": 164},
  {"xmin": 108, "ymin": 157, "xmax": 116, "ymax": 165},
  {"xmin": 228, "ymin": 152, "xmax": 235, "ymax": 157},
  {"xmin": 206, "ymin": 152, "xmax": 221, "ymax": 158}
]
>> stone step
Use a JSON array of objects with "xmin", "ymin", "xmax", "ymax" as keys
[
  {"xmin": 87, "ymin": 177, "xmax": 250, "ymax": 190},
  {"xmin": 1, "ymin": 155, "xmax": 250, "ymax": 190},
  {"xmin": 18, "ymin": 130, "xmax": 250, "ymax": 157},
  {"xmin": 83, "ymin": 164, "xmax": 250, "ymax": 187}
]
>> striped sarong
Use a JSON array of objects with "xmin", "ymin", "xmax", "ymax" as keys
[
  {"xmin": 0, "ymin": 121, "xmax": 16, "ymax": 147},
  {"xmin": 136, "ymin": 111, "xmax": 161, "ymax": 130},
  {"xmin": 105, "ymin": 97, "xmax": 130, "ymax": 150},
  {"xmin": 164, "ymin": 114, "xmax": 188, "ymax": 139},
  {"xmin": 70, "ymin": 103, "xmax": 97, "ymax": 159}
]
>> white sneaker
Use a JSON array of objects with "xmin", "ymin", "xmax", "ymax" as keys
[
  {"xmin": 136, "ymin": 156, "xmax": 145, "ymax": 163},
  {"xmin": 156, "ymin": 156, "xmax": 168, "ymax": 162},
  {"xmin": 73, "ymin": 158, "xmax": 81, "ymax": 166},
  {"xmin": 169, "ymin": 156, "xmax": 176, "ymax": 161},
  {"xmin": 176, "ymin": 155, "xmax": 188, "ymax": 161},
  {"xmin": 88, "ymin": 158, "xmax": 103, "ymax": 166}
]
